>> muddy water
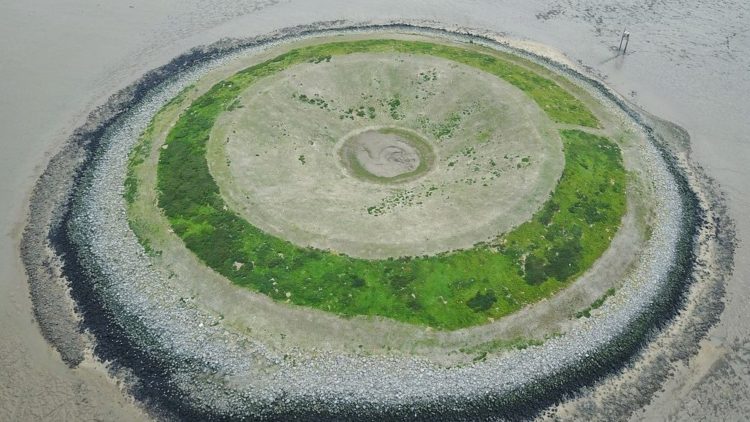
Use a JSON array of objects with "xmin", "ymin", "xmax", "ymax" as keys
[{"xmin": 1, "ymin": 0, "xmax": 747, "ymax": 420}]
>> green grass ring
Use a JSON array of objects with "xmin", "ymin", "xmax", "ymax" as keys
[{"xmin": 148, "ymin": 39, "xmax": 624, "ymax": 329}]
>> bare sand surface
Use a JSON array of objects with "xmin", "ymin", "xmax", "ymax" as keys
[{"xmin": 1, "ymin": 0, "xmax": 748, "ymax": 420}]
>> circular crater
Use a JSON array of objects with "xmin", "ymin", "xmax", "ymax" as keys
[
  {"xmin": 210, "ymin": 50, "xmax": 564, "ymax": 259},
  {"xmin": 339, "ymin": 127, "xmax": 434, "ymax": 182}
]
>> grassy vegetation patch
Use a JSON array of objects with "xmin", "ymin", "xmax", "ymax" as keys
[
  {"xmin": 459, "ymin": 334, "xmax": 557, "ymax": 361},
  {"xmin": 575, "ymin": 287, "xmax": 617, "ymax": 318},
  {"xmin": 150, "ymin": 40, "xmax": 621, "ymax": 329}
]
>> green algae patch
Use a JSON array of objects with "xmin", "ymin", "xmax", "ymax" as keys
[{"xmin": 151, "ymin": 40, "xmax": 623, "ymax": 330}]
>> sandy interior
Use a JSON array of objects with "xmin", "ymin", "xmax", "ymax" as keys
[{"xmin": 210, "ymin": 52, "xmax": 563, "ymax": 258}]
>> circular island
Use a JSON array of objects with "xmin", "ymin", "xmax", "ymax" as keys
[{"xmin": 21, "ymin": 27, "xmax": 715, "ymax": 421}]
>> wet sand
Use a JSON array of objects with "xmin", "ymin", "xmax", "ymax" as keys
[{"xmin": 1, "ymin": 0, "xmax": 748, "ymax": 420}]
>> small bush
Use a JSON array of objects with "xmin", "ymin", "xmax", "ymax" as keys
[{"xmin": 467, "ymin": 290, "xmax": 497, "ymax": 312}]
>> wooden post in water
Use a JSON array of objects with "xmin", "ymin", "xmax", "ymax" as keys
[
  {"xmin": 623, "ymin": 31, "xmax": 631, "ymax": 53},
  {"xmin": 618, "ymin": 29, "xmax": 631, "ymax": 54}
]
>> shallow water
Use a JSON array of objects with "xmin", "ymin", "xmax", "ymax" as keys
[{"xmin": 1, "ymin": 0, "xmax": 748, "ymax": 420}]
